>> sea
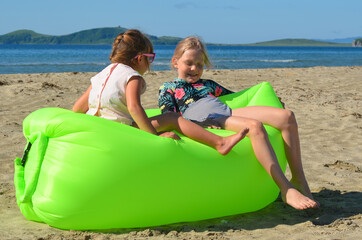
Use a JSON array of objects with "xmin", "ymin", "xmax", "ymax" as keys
[{"xmin": 1, "ymin": 44, "xmax": 362, "ymax": 74}]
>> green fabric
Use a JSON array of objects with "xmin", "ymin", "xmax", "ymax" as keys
[{"xmin": 14, "ymin": 82, "xmax": 287, "ymax": 230}]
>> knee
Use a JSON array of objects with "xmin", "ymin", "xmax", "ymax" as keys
[
  {"xmin": 283, "ymin": 109, "xmax": 298, "ymax": 128},
  {"xmin": 161, "ymin": 112, "xmax": 181, "ymax": 128},
  {"xmin": 247, "ymin": 119, "xmax": 266, "ymax": 136},
  {"xmin": 163, "ymin": 112, "xmax": 180, "ymax": 120}
]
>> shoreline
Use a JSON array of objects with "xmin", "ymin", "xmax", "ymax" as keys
[
  {"xmin": 1, "ymin": 66, "xmax": 361, "ymax": 239},
  {"xmin": 2, "ymin": 44, "xmax": 362, "ymax": 75}
]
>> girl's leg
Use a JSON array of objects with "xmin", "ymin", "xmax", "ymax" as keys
[
  {"xmin": 214, "ymin": 116, "xmax": 318, "ymax": 209},
  {"xmin": 146, "ymin": 112, "xmax": 249, "ymax": 155},
  {"xmin": 230, "ymin": 106, "xmax": 315, "ymax": 202}
]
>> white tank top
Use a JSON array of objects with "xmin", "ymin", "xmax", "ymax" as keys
[{"xmin": 86, "ymin": 63, "xmax": 146, "ymax": 125}]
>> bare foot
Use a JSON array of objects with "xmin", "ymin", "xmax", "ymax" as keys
[
  {"xmin": 281, "ymin": 187, "xmax": 319, "ymax": 210},
  {"xmin": 216, "ymin": 128, "xmax": 249, "ymax": 155},
  {"xmin": 290, "ymin": 177, "xmax": 320, "ymax": 208}
]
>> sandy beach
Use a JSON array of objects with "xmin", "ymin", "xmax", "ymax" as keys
[{"xmin": 0, "ymin": 66, "xmax": 361, "ymax": 239}]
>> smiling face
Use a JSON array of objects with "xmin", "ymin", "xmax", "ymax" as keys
[{"xmin": 173, "ymin": 49, "xmax": 205, "ymax": 83}]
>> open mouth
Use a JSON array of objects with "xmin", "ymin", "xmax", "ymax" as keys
[{"xmin": 187, "ymin": 73, "xmax": 198, "ymax": 78}]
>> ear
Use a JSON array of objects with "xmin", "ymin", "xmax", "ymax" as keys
[
  {"xmin": 172, "ymin": 57, "xmax": 178, "ymax": 69},
  {"xmin": 132, "ymin": 56, "xmax": 142, "ymax": 66},
  {"xmin": 137, "ymin": 55, "xmax": 142, "ymax": 62}
]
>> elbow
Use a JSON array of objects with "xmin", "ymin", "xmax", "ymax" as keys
[
  {"xmin": 73, "ymin": 86, "xmax": 91, "ymax": 113},
  {"xmin": 127, "ymin": 103, "xmax": 142, "ymax": 116},
  {"xmin": 127, "ymin": 102, "xmax": 148, "ymax": 121},
  {"xmin": 72, "ymin": 101, "xmax": 88, "ymax": 113},
  {"xmin": 72, "ymin": 103, "xmax": 80, "ymax": 113},
  {"xmin": 72, "ymin": 105, "xmax": 81, "ymax": 113}
]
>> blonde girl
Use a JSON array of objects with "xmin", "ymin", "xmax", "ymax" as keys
[
  {"xmin": 158, "ymin": 36, "xmax": 319, "ymax": 209},
  {"xmin": 73, "ymin": 30, "xmax": 248, "ymax": 155}
]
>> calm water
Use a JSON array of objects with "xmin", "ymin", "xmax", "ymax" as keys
[{"xmin": 1, "ymin": 44, "xmax": 362, "ymax": 74}]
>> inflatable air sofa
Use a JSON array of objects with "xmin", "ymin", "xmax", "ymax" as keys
[{"xmin": 14, "ymin": 82, "xmax": 287, "ymax": 230}]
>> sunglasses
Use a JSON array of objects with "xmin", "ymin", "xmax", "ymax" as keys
[{"xmin": 134, "ymin": 53, "xmax": 156, "ymax": 63}]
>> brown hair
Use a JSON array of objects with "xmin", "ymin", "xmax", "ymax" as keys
[
  {"xmin": 172, "ymin": 36, "xmax": 212, "ymax": 69},
  {"xmin": 109, "ymin": 29, "xmax": 153, "ymax": 67}
]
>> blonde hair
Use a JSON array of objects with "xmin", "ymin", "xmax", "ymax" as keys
[
  {"xmin": 109, "ymin": 29, "xmax": 153, "ymax": 67},
  {"xmin": 172, "ymin": 36, "xmax": 212, "ymax": 69}
]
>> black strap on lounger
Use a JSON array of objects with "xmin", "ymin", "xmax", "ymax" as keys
[{"xmin": 21, "ymin": 142, "xmax": 32, "ymax": 167}]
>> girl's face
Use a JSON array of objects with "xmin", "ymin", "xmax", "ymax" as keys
[{"xmin": 173, "ymin": 49, "xmax": 205, "ymax": 83}]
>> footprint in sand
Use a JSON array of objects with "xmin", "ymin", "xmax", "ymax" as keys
[{"xmin": 324, "ymin": 160, "xmax": 361, "ymax": 173}]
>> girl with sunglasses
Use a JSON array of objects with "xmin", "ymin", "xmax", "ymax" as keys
[{"xmin": 73, "ymin": 29, "xmax": 248, "ymax": 155}]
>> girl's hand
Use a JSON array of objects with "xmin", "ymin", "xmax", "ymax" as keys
[{"xmin": 158, "ymin": 131, "xmax": 181, "ymax": 140}]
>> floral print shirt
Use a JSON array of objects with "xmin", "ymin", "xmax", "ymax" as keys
[{"xmin": 158, "ymin": 78, "xmax": 234, "ymax": 115}]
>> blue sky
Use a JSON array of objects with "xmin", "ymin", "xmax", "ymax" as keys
[{"xmin": 1, "ymin": 0, "xmax": 361, "ymax": 44}]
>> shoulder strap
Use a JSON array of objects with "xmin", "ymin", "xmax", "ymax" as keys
[{"xmin": 94, "ymin": 63, "xmax": 119, "ymax": 116}]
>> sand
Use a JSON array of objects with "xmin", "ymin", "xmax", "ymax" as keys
[{"xmin": 0, "ymin": 66, "xmax": 361, "ymax": 239}]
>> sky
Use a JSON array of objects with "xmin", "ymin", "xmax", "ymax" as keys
[{"xmin": 0, "ymin": 0, "xmax": 361, "ymax": 44}]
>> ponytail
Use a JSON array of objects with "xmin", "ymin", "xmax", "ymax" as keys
[
  {"xmin": 109, "ymin": 29, "xmax": 153, "ymax": 66},
  {"xmin": 109, "ymin": 34, "xmax": 125, "ymax": 61}
]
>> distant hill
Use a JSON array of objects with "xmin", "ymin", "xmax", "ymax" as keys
[
  {"xmin": 0, "ymin": 27, "xmax": 183, "ymax": 45},
  {"xmin": 314, "ymin": 36, "xmax": 362, "ymax": 43},
  {"xmin": 0, "ymin": 28, "xmax": 355, "ymax": 47},
  {"xmin": 244, "ymin": 38, "xmax": 351, "ymax": 47}
]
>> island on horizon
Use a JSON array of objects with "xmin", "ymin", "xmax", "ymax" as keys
[{"xmin": 0, "ymin": 27, "xmax": 357, "ymax": 47}]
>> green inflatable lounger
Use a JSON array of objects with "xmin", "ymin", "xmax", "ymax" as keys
[{"xmin": 14, "ymin": 82, "xmax": 287, "ymax": 230}]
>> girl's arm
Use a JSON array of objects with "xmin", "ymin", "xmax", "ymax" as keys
[
  {"xmin": 73, "ymin": 85, "xmax": 92, "ymax": 113},
  {"xmin": 126, "ymin": 76, "xmax": 158, "ymax": 135},
  {"xmin": 206, "ymin": 80, "xmax": 234, "ymax": 96}
]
